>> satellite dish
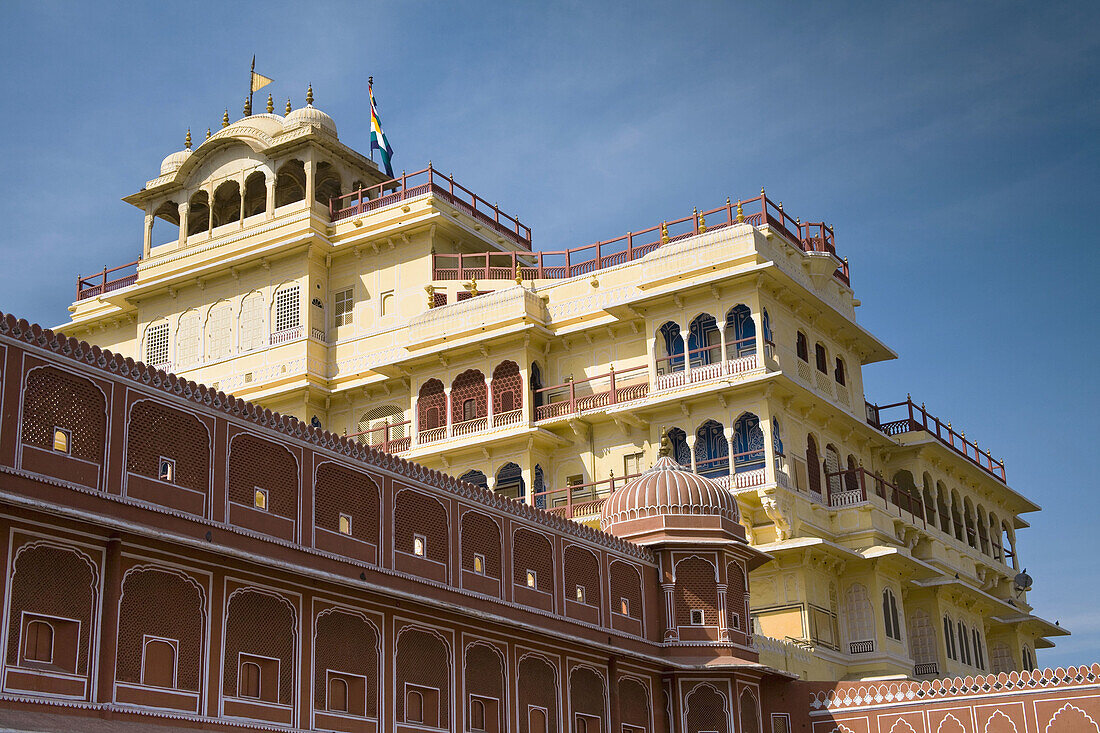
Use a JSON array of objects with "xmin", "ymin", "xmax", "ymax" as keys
[{"xmin": 1013, "ymin": 569, "xmax": 1033, "ymax": 593}]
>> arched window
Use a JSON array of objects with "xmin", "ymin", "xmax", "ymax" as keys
[
  {"xmin": 176, "ymin": 310, "xmax": 202, "ymax": 367},
  {"xmin": 315, "ymin": 161, "xmax": 342, "ymax": 207},
  {"xmin": 1022, "ymin": 645, "xmax": 1035, "ymax": 671},
  {"xmin": 688, "ymin": 313, "xmax": 720, "ymax": 366},
  {"xmin": 531, "ymin": 362, "xmax": 544, "ymax": 408},
  {"xmin": 843, "ymin": 583, "xmax": 874, "ymax": 645},
  {"xmin": 771, "ymin": 417, "xmax": 784, "ymax": 456},
  {"xmin": 328, "ymin": 676, "xmax": 349, "ymax": 712},
  {"xmin": 796, "ymin": 331, "xmax": 808, "ymax": 361},
  {"xmin": 882, "ymin": 588, "xmax": 901, "ymax": 641},
  {"xmin": 491, "ymin": 360, "xmax": 522, "ymax": 416},
  {"xmin": 23, "ymin": 620, "xmax": 53, "ymax": 663},
  {"xmin": 495, "ymin": 462, "xmax": 524, "ymax": 501},
  {"xmin": 144, "ymin": 321, "xmax": 169, "ymax": 368},
  {"xmin": 943, "ymin": 615, "xmax": 957, "ymax": 660},
  {"xmin": 805, "ymin": 435, "xmax": 821, "ymax": 495},
  {"xmin": 188, "ymin": 190, "xmax": 210, "ymax": 236},
  {"xmin": 406, "ymin": 689, "xmax": 424, "ymax": 723},
  {"xmin": 667, "ymin": 427, "xmax": 691, "ymax": 467},
  {"xmin": 814, "ymin": 343, "xmax": 828, "ymax": 373},
  {"xmin": 657, "ymin": 321, "xmax": 683, "ymax": 373},
  {"xmin": 824, "ymin": 445, "xmax": 842, "ymax": 497},
  {"xmin": 142, "ymin": 638, "xmax": 177, "ymax": 688},
  {"xmin": 694, "ymin": 419, "xmax": 728, "ymax": 478},
  {"xmin": 243, "ymin": 171, "xmax": 267, "ymax": 217},
  {"xmin": 470, "ymin": 698, "xmax": 486, "ymax": 730},
  {"xmin": 206, "ymin": 300, "xmax": 234, "ymax": 361},
  {"xmin": 274, "ymin": 160, "xmax": 305, "ymax": 207},
  {"xmin": 726, "ymin": 304, "xmax": 756, "ymax": 357},
  {"xmin": 761, "ymin": 307, "xmax": 773, "ymax": 344},
  {"xmin": 212, "ymin": 180, "xmax": 241, "ymax": 227},
  {"xmin": 732, "ymin": 413, "xmax": 765, "ymax": 473},
  {"xmin": 958, "ymin": 621, "xmax": 971, "ymax": 666},
  {"xmin": 239, "ymin": 291, "xmax": 266, "ymax": 353},
  {"xmin": 739, "ymin": 688, "xmax": 761, "ymax": 733},
  {"xmin": 459, "ymin": 470, "xmax": 488, "ymax": 490},
  {"xmin": 417, "ymin": 379, "xmax": 446, "ymax": 432},
  {"xmin": 451, "ymin": 369, "xmax": 487, "ymax": 425},
  {"xmin": 834, "ymin": 357, "xmax": 846, "ymax": 385},
  {"xmin": 972, "ymin": 628, "xmax": 985, "ymax": 670},
  {"xmin": 273, "ymin": 285, "xmax": 301, "ymax": 335},
  {"xmin": 907, "ymin": 609, "xmax": 937, "ymax": 667},
  {"xmin": 152, "ymin": 200, "xmax": 180, "ymax": 243},
  {"xmin": 240, "ymin": 661, "xmax": 261, "ymax": 698},
  {"xmin": 964, "ymin": 499, "xmax": 977, "ymax": 548}
]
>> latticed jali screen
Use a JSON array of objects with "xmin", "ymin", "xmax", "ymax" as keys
[
  {"xmin": 461, "ymin": 512, "xmax": 502, "ymax": 578},
  {"xmin": 569, "ymin": 666, "xmax": 607, "ymax": 722},
  {"xmin": 518, "ymin": 655, "xmax": 558, "ymax": 733},
  {"xmin": 619, "ymin": 677, "xmax": 650, "ymax": 728},
  {"xmin": 395, "ymin": 627, "xmax": 450, "ymax": 726},
  {"xmin": 674, "ymin": 557, "xmax": 719, "ymax": 626},
  {"xmin": 463, "ymin": 642, "xmax": 504, "ymax": 704},
  {"xmin": 564, "ymin": 546, "xmax": 601, "ymax": 606},
  {"xmin": 684, "ymin": 684, "xmax": 730, "ymax": 733},
  {"xmin": 313, "ymin": 609, "xmax": 379, "ymax": 717},
  {"xmin": 491, "ymin": 361, "xmax": 523, "ymax": 414},
  {"xmin": 450, "ymin": 369, "xmax": 488, "ymax": 419},
  {"xmin": 227, "ymin": 434, "xmax": 298, "ymax": 518},
  {"xmin": 726, "ymin": 561, "xmax": 747, "ymax": 631},
  {"xmin": 6, "ymin": 543, "xmax": 96, "ymax": 674},
  {"xmin": 512, "ymin": 529, "xmax": 555, "ymax": 594},
  {"xmin": 394, "ymin": 490, "xmax": 449, "ymax": 564},
  {"xmin": 315, "ymin": 463, "xmax": 380, "ymax": 545},
  {"xmin": 417, "ymin": 380, "xmax": 446, "ymax": 430},
  {"xmin": 117, "ymin": 567, "xmax": 204, "ymax": 690},
  {"xmin": 21, "ymin": 366, "xmax": 106, "ymax": 462},
  {"xmin": 222, "ymin": 589, "xmax": 296, "ymax": 703},
  {"xmin": 611, "ymin": 561, "xmax": 644, "ymax": 620},
  {"xmin": 126, "ymin": 401, "xmax": 210, "ymax": 494}
]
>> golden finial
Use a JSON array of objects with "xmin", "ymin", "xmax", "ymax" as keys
[
  {"xmin": 205, "ymin": 128, "xmax": 211, "ymax": 140},
  {"xmin": 948, "ymin": 421, "xmax": 952, "ymax": 429},
  {"xmin": 285, "ymin": 98, "xmax": 292, "ymax": 114},
  {"xmin": 778, "ymin": 201, "xmax": 784, "ymax": 212},
  {"xmin": 514, "ymin": 266, "xmax": 523, "ymax": 285},
  {"xmin": 660, "ymin": 222, "xmax": 669, "ymax": 244},
  {"xmin": 184, "ymin": 128, "xmax": 191, "ymax": 150},
  {"xmin": 698, "ymin": 210, "xmax": 707, "ymax": 233},
  {"xmin": 243, "ymin": 97, "xmax": 252, "ymax": 116},
  {"xmin": 266, "ymin": 93, "xmax": 274, "ymax": 113},
  {"xmin": 658, "ymin": 429, "xmax": 671, "ymax": 457},
  {"xmin": 306, "ymin": 83, "xmax": 314, "ymax": 106},
  {"xmin": 761, "ymin": 186, "xmax": 766, "ymax": 197},
  {"xmin": 470, "ymin": 278, "xmax": 479, "ymax": 297},
  {"xmin": 425, "ymin": 284, "xmax": 435, "ymax": 309},
  {"xmin": 736, "ymin": 200, "xmax": 744, "ymax": 223},
  {"xmin": 796, "ymin": 216, "xmax": 801, "ymax": 226},
  {"xmin": 222, "ymin": 109, "xmax": 230, "ymax": 128},
  {"xmin": 906, "ymin": 392, "xmax": 911, "ymax": 401}
]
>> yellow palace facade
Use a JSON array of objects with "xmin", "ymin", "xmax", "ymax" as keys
[{"xmin": 60, "ymin": 94, "xmax": 1064, "ymax": 682}]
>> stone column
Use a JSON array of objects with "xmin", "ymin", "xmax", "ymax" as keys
[
  {"xmin": 265, "ymin": 174, "xmax": 276, "ymax": 218},
  {"xmin": 444, "ymin": 386, "xmax": 453, "ymax": 438},
  {"xmin": 304, "ymin": 157, "xmax": 316, "ymax": 207},
  {"xmin": 207, "ymin": 184, "xmax": 214, "ymax": 233},
  {"xmin": 411, "ymin": 398, "xmax": 420, "ymax": 447},
  {"xmin": 485, "ymin": 377, "xmax": 494, "ymax": 427},
  {"xmin": 758, "ymin": 404, "xmax": 777, "ymax": 485},
  {"xmin": 724, "ymin": 426, "xmax": 737, "ymax": 479},
  {"xmin": 678, "ymin": 330, "xmax": 689, "ymax": 374},
  {"xmin": 716, "ymin": 321, "xmax": 728, "ymax": 366},
  {"xmin": 646, "ymin": 333, "xmax": 658, "ymax": 386},
  {"xmin": 686, "ymin": 433, "xmax": 697, "ymax": 473},
  {"xmin": 238, "ymin": 171, "xmax": 246, "ymax": 229},
  {"xmin": 662, "ymin": 583, "xmax": 678, "ymax": 641},
  {"xmin": 178, "ymin": 201, "xmax": 189, "ymax": 246},
  {"xmin": 143, "ymin": 212, "xmax": 153, "ymax": 258},
  {"xmin": 486, "ymin": 474, "xmax": 497, "ymax": 492},
  {"xmin": 716, "ymin": 583, "xmax": 730, "ymax": 643}
]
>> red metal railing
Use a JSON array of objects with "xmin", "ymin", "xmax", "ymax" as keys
[
  {"xmin": 346, "ymin": 420, "xmax": 413, "ymax": 454},
  {"xmin": 537, "ymin": 472, "xmax": 642, "ymax": 519},
  {"xmin": 76, "ymin": 259, "xmax": 141, "ymax": 300},
  {"xmin": 825, "ymin": 467, "xmax": 925, "ymax": 523},
  {"xmin": 329, "ymin": 165, "xmax": 531, "ymax": 248},
  {"xmin": 866, "ymin": 398, "xmax": 1006, "ymax": 481},
  {"xmin": 431, "ymin": 192, "xmax": 848, "ymax": 284},
  {"xmin": 533, "ymin": 365, "xmax": 649, "ymax": 421}
]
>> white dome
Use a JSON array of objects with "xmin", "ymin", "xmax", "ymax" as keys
[
  {"xmin": 284, "ymin": 105, "xmax": 337, "ymax": 136},
  {"xmin": 159, "ymin": 148, "xmax": 192, "ymax": 176}
]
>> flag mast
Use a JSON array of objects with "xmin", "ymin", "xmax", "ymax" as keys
[
  {"xmin": 248, "ymin": 56, "xmax": 256, "ymax": 115},
  {"xmin": 368, "ymin": 76, "xmax": 375, "ymax": 162}
]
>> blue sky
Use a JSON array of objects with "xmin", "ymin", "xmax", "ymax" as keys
[{"xmin": 0, "ymin": 2, "xmax": 1097, "ymax": 666}]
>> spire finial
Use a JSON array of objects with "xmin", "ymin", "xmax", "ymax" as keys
[
  {"xmin": 185, "ymin": 128, "xmax": 192, "ymax": 150},
  {"xmin": 285, "ymin": 98, "xmax": 292, "ymax": 114},
  {"xmin": 761, "ymin": 186, "xmax": 766, "ymax": 196},
  {"xmin": 306, "ymin": 83, "xmax": 314, "ymax": 106},
  {"xmin": 205, "ymin": 128, "xmax": 211, "ymax": 140},
  {"xmin": 266, "ymin": 93, "xmax": 274, "ymax": 113},
  {"xmin": 660, "ymin": 221, "xmax": 669, "ymax": 244},
  {"xmin": 222, "ymin": 109, "xmax": 230, "ymax": 128},
  {"xmin": 658, "ymin": 429, "xmax": 671, "ymax": 458},
  {"xmin": 243, "ymin": 96, "xmax": 252, "ymax": 117},
  {"xmin": 736, "ymin": 200, "xmax": 744, "ymax": 223}
]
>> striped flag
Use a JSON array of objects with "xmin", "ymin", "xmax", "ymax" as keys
[{"xmin": 369, "ymin": 80, "xmax": 395, "ymax": 178}]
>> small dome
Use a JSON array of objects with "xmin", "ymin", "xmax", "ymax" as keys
[
  {"xmin": 600, "ymin": 455, "xmax": 740, "ymax": 533},
  {"xmin": 159, "ymin": 148, "xmax": 192, "ymax": 176},
  {"xmin": 284, "ymin": 104, "xmax": 337, "ymax": 135}
]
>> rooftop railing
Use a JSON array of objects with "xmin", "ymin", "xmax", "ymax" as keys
[
  {"xmin": 329, "ymin": 165, "xmax": 532, "ymax": 248},
  {"xmin": 76, "ymin": 259, "xmax": 141, "ymax": 300},
  {"xmin": 431, "ymin": 192, "xmax": 848, "ymax": 284},
  {"xmin": 345, "ymin": 419, "xmax": 413, "ymax": 454},
  {"xmin": 538, "ymin": 472, "xmax": 642, "ymax": 519},
  {"xmin": 866, "ymin": 398, "xmax": 1006, "ymax": 482}
]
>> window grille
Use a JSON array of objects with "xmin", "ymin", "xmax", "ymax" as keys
[
  {"xmin": 207, "ymin": 301, "xmax": 233, "ymax": 360},
  {"xmin": 177, "ymin": 310, "xmax": 202, "ymax": 366},
  {"xmin": 274, "ymin": 286, "xmax": 300, "ymax": 333},
  {"xmin": 239, "ymin": 292, "xmax": 265, "ymax": 351},
  {"xmin": 689, "ymin": 609, "xmax": 705, "ymax": 625},
  {"xmin": 334, "ymin": 287, "xmax": 354, "ymax": 327},
  {"xmin": 146, "ymin": 322, "xmax": 169, "ymax": 366}
]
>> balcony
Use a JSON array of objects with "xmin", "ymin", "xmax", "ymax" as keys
[
  {"xmin": 347, "ymin": 420, "xmax": 412, "ymax": 454},
  {"xmin": 76, "ymin": 260, "xmax": 140, "ymax": 300},
  {"xmin": 867, "ymin": 398, "xmax": 1006, "ymax": 482},
  {"xmin": 654, "ymin": 338, "xmax": 765, "ymax": 392},
  {"xmin": 328, "ymin": 165, "xmax": 531, "ymax": 249},
  {"xmin": 431, "ymin": 191, "xmax": 849, "ymax": 284},
  {"xmin": 849, "ymin": 640, "xmax": 875, "ymax": 655},
  {"xmin": 825, "ymin": 467, "xmax": 926, "ymax": 523},
  {"xmin": 914, "ymin": 662, "xmax": 940, "ymax": 677},
  {"xmin": 534, "ymin": 366, "xmax": 650, "ymax": 422}
]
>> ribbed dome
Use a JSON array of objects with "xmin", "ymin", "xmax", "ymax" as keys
[
  {"xmin": 600, "ymin": 455, "xmax": 739, "ymax": 533},
  {"xmin": 159, "ymin": 148, "xmax": 192, "ymax": 176},
  {"xmin": 284, "ymin": 104, "xmax": 337, "ymax": 135}
]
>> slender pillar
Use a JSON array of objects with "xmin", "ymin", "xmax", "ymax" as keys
[
  {"xmin": 304, "ymin": 157, "xmax": 316, "ymax": 207},
  {"xmin": 177, "ymin": 201, "xmax": 189, "ymax": 246},
  {"xmin": 238, "ymin": 171, "xmax": 246, "ymax": 229},
  {"xmin": 207, "ymin": 184, "xmax": 214, "ymax": 233},
  {"xmin": 661, "ymin": 582, "xmax": 678, "ymax": 641},
  {"xmin": 686, "ymin": 434, "xmax": 698, "ymax": 473},
  {"xmin": 716, "ymin": 583, "xmax": 730, "ymax": 642},
  {"xmin": 647, "ymin": 334, "xmax": 658, "ymax": 386},
  {"xmin": 411, "ymin": 398, "xmax": 420, "ymax": 447},
  {"xmin": 265, "ymin": 174, "xmax": 276, "ymax": 218},
  {"xmin": 724, "ymin": 426, "xmax": 736, "ymax": 479},
  {"xmin": 759, "ymin": 405, "xmax": 777, "ymax": 485},
  {"xmin": 143, "ymin": 212, "xmax": 153, "ymax": 258},
  {"xmin": 678, "ymin": 330, "xmax": 689, "ymax": 373},
  {"xmin": 444, "ymin": 387, "xmax": 453, "ymax": 438},
  {"xmin": 485, "ymin": 377, "xmax": 494, "ymax": 426},
  {"xmin": 716, "ymin": 322, "xmax": 728, "ymax": 366}
]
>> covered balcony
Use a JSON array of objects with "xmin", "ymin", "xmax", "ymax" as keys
[{"xmin": 414, "ymin": 361, "xmax": 526, "ymax": 446}]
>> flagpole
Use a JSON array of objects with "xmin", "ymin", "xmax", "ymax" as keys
[
  {"xmin": 368, "ymin": 76, "xmax": 375, "ymax": 162},
  {"xmin": 248, "ymin": 56, "xmax": 256, "ymax": 116}
]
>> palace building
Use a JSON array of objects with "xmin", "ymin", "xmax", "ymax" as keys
[{"xmin": 56, "ymin": 91, "xmax": 1063, "ymax": 691}]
